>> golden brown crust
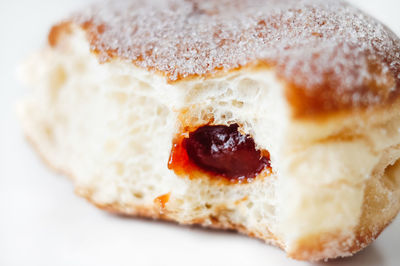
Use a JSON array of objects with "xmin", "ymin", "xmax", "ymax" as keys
[
  {"xmin": 285, "ymin": 75, "xmax": 399, "ymax": 119},
  {"xmin": 288, "ymin": 216, "xmax": 396, "ymax": 261},
  {"xmin": 79, "ymin": 179, "xmax": 397, "ymax": 262},
  {"xmin": 289, "ymin": 228, "xmax": 386, "ymax": 261},
  {"xmin": 48, "ymin": 22, "xmax": 72, "ymax": 47},
  {"xmin": 48, "ymin": 0, "xmax": 400, "ymax": 118},
  {"xmin": 289, "ymin": 159, "xmax": 400, "ymax": 261}
]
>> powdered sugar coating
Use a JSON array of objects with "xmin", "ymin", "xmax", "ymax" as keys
[{"xmin": 69, "ymin": 0, "xmax": 400, "ymax": 116}]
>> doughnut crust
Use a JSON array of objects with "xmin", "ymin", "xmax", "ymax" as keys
[
  {"xmin": 19, "ymin": 0, "xmax": 400, "ymax": 262},
  {"xmin": 51, "ymin": 0, "xmax": 400, "ymax": 117}
]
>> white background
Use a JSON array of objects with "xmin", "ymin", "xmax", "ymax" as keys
[{"xmin": 1, "ymin": 1, "xmax": 399, "ymax": 265}]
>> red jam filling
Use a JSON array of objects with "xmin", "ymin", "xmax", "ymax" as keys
[{"xmin": 168, "ymin": 124, "xmax": 270, "ymax": 182}]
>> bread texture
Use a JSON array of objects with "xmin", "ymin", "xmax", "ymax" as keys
[{"xmin": 18, "ymin": 0, "xmax": 400, "ymax": 261}]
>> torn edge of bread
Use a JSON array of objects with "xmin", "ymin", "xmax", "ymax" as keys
[{"xmin": 18, "ymin": 25, "xmax": 400, "ymax": 261}]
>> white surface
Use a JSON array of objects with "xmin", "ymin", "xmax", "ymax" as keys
[{"xmin": 0, "ymin": 0, "xmax": 399, "ymax": 265}]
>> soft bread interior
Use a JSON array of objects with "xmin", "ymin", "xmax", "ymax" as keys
[
  {"xmin": 18, "ymin": 27, "xmax": 288, "ymax": 246},
  {"xmin": 19, "ymin": 26, "xmax": 400, "ymax": 260}
]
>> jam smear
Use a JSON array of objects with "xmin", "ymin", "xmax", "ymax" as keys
[
  {"xmin": 169, "ymin": 124, "xmax": 270, "ymax": 182},
  {"xmin": 154, "ymin": 193, "xmax": 171, "ymax": 213}
]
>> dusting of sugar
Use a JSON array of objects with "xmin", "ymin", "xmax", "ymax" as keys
[{"xmin": 71, "ymin": 0, "xmax": 400, "ymax": 115}]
